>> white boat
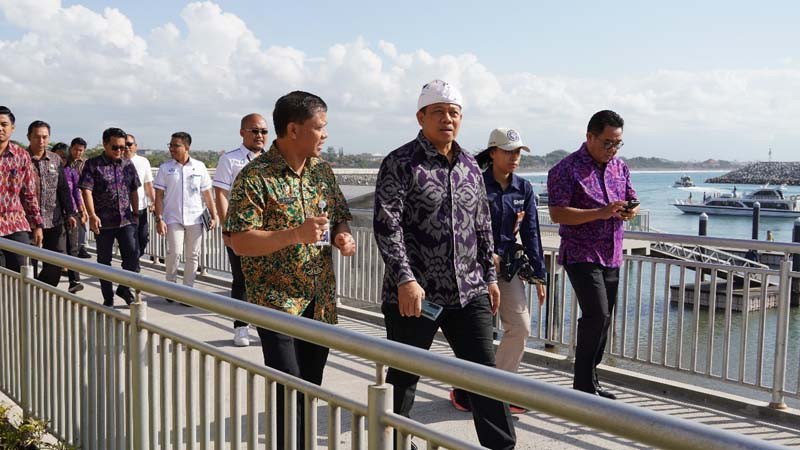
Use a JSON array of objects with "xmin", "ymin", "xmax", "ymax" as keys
[
  {"xmin": 673, "ymin": 175, "xmax": 695, "ymax": 188},
  {"xmin": 673, "ymin": 187, "xmax": 800, "ymax": 218}
]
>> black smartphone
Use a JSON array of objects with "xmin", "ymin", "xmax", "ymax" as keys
[
  {"xmin": 420, "ymin": 300, "xmax": 443, "ymax": 321},
  {"xmin": 624, "ymin": 199, "xmax": 640, "ymax": 211}
]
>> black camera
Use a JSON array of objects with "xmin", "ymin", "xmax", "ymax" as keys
[{"xmin": 499, "ymin": 243, "xmax": 543, "ymax": 284}]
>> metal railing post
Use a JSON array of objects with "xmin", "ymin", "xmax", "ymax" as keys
[
  {"xmin": 367, "ymin": 369, "xmax": 392, "ymax": 450},
  {"xmin": 768, "ymin": 259, "xmax": 791, "ymax": 410},
  {"xmin": 130, "ymin": 299, "xmax": 150, "ymax": 449},
  {"xmin": 18, "ymin": 262, "xmax": 34, "ymax": 419}
]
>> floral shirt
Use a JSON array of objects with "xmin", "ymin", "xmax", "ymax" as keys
[
  {"xmin": 223, "ymin": 142, "xmax": 352, "ymax": 324},
  {"xmin": 547, "ymin": 143, "xmax": 637, "ymax": 268},
  {"xmin": 64, "ymin": 165, "xmax": 83, "ymax": 213},
  {"xmin": 0, "ymin": 142, "xmax": 42, "ymax": 235},
  {"xmin": 30, "ymin": 150, "xmax": 74, "ymax": 229},
  {"xmin": 78, "ymin": 154, "xmax": 141, "ymax": 230},
  {"xmin": 373, "ymin": 131, "xmax": 496, "ymax": 307}
]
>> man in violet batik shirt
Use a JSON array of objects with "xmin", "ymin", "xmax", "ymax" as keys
[
  {"xmin": 374, "ymin": 80, "xmax": 515, "ymax": 450},
  {"xmin": 547, "ymin": 110, "xmax": 639, "ymax": 399}
]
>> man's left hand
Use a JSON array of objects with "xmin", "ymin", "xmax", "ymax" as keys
[
  {"xmin": 67, "ymin": 216, "xmax": 77, "ymax": 229},
  {"xmin": 488, "ymin": 283, "xmax": 501, "ymax": 315},
  {"xmin": 334, "ymin": 232, "xmax": 356, "ymax": 256},
  {"xmin": 208, "ymin": 217, "xmax": 217, "ymax": 230}
]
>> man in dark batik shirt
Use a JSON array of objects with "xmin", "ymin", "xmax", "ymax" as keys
[
  {"xmin": 26, "ymin": 121, "xmax": 76, "ymax": 286},
  {"xmin": 373, "ymin": 80, "xmax": 515, "ymax": 450},
  {"xmin": 79, "ymin": 127, "xmax": 141, "ymax": 306}
]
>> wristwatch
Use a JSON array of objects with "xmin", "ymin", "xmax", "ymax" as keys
[{"xmin": 154, "ymin": 215, "xmax": 162, "ymax": 223}]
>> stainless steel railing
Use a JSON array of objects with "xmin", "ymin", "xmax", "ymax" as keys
[{"xmin": 0, "ymin": 237, "xmax": 787, "ymax": 449}]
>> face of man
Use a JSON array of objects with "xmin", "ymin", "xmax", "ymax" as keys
[
  {"xmin": 27, "ymin": 126, "xmax": 50, "ymax": 154},
  {"xmin": 168, "ymin": 137, "xmax": 190, "ymax": 163},
  {"xmin": 69, "ymin": 144, "xmax": 86, "ymax": 161},
  {"xmin": 292, "ymin": 110, "xmax": 327, "ymax": 159},
  {"xmin": 240, "ymin": 115, "xmax": 269, "ymax": 153},
  {"xmin": 0, "ymin": 115, "xmax": 15, "ymax": 146},
  {"xmin": 103, "ymin": 136, "xmax": 126, "ymax": 161},
  {"xmin": 122, "ymin": 135, "xmax": 137, "ymax": 159},
  {"xmin": 416, "ymin": 103, "xmax": 462, "ymax": 149},
  {"xmin": 586, "ymin": 125, "xmax": 624, "ymax": 165}
]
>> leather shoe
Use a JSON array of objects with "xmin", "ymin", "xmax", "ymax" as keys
[
  {"xmin": 115, "ymin": 287, "xmax": 134, "ymax": 305},
  {"xmin": 77, "ymin": 247, "xmax": 91, "ymax": 259},
  {"xmin": 595, "ymin": 387, "xmax": 617, "ymax": 400}
]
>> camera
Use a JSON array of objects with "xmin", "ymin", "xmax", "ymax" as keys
[{"xmin": 499, "ymin": 243, "xmax": 544, "ymax": 284}]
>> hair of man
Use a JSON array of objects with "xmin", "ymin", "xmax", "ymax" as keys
[
  {"xmin": 51, "ymin": 142, "xmax": 68, "ymax": 153},
  {"xmin": 0, "ymin": 106, "xmax": 15, "ymax": 124},
  {"xmin": 27, "ymin": 120, "xmax": 51, "ymax": 136},
  {"xmin": 272, "ymin": 91, "xmax": 327, "ymax": 138},
  {"xmin": 102, "ymin": 127, "xmax": 127, "ymax": 144},
  {"xmin": 171, "ymin": 131, "xmax": 192, "ymax": 147},
  {"xmin": 70, "ymin": 137, "xmax": 87, "ymax": 147},
  {"xmin": 587, "ymin": 110, "xmax": 624, "ymax": 135}
]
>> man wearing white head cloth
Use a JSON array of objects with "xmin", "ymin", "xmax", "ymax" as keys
[{"xmin": 373, "ymin": 80, "xmax": 516, "ymax": 449}]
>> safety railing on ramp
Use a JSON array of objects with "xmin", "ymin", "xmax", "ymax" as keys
[{"xmin": 0, "ymin": 239, "xmax": 787, "ymax": 449}]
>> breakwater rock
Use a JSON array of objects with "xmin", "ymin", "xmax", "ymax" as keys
[
  {"xmin": 706, "ymin": 162, "xmax": 800, "ymax": 185},
  {"xmin": 335, "ymin": 174, "xmax": 377, "ymax": 185}
]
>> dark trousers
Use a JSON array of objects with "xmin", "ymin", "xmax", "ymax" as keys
[
  {"xmin": 136, "ymin": 208, "xmax": 149, "ymax": 258},
  {"xmin": 64, "ymin": 222, "xmax": 80, "ymax": 284},
  {"xmin": 96, "ymin": 224, "xmax": 139, "ymax": 304},
  {"xmin": 564, "ymin": 262, "xmax": 620, "ymax": 392},
  {"xmin": 226, "ymin": 246, "xmax": 248, "ymax": 328},
  {"xmin": 256, "ymin": 301, "xmax": 328, "ymax": 450},
  {"xmin": 382, "ymin": 296, "xmax": 516, "ymax": 450},
  {"xmin": 33, "ymin": 226, "xmax": 66, "ymax": 286},
  {"xmin": 1, "ymin": 231, "xmax": 31, "ymax": 272}
]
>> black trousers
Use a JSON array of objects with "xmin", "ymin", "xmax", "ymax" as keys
[
  {"xmin": 64, "ymin": 221, "xmax": 80, "ymax": 283},
  {"xmin": 382, "ymin": 296, "xmax": 516, "ymax": 450},
  {"xmin": 564, "ymin": 262, "xmax": 620, "ymax": 392},
  {"xmin": 226, "ymin": 246, "xmax": 248, "ymax": 328},
  {"xmin": 256, "ymin": 301, "xmax": 328, "ymax": 450},
  {"xmin": 33, "ymin": 226, "xmax": 66, "ymax": 286},
  {"xmin": 96, "ymin": 224, "xmax": 139, "ymax": 304},
  {"xmin": 1, "ymin": 231, "xmax": 31, "ymax": 272},
  {"xmin": 136, "ymin": 208, "xmax": 149, "ymax": 258}
]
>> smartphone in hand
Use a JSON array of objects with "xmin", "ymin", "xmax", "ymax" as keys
[
  {"xmin": 420, "ymin": 300, "xmax": 443, "ymax": 321},
  {"xmin": 624, "ymin": 199, "xmax": 640, "ymax": 211}
]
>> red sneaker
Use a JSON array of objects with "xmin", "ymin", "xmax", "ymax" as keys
[
  {"xmin": 509, "ymin": 405, "xmax": 528, "ymax": 415},
  {"xmin": 449, "ymin": 389, "xmax": 471, "ymax": 412}
]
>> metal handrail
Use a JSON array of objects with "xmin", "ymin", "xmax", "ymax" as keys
[{"xmin": 0, "ymin": 238, "xmax": 789, "ymax": 449}]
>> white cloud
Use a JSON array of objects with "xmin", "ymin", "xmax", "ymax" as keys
[{"xmin": 1, "ymin": 0, "xmax": 799, "ymax": 160}]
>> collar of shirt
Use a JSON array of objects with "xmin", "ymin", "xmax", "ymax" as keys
[
  {"xmin": 29, "ymin": 149, "xmax": 52, "ymax": 162},
  {"xmin": 1, "ymin": 142, "xmax": 23, "ymax": 158},
  {"xmin": 483, "ymin": 169, "xmax": 524, "ymax": 194},
  {"xmin": 264, "ymin": 141, "xmax": 320, "ymax": 177},
  {"xmin": 236, "ymin": 143, "xmax": 262, "ymax": 161},
  {"xmin": 100, "ymin": 153, "xmax": 124, "ymax": 166},
  {"xmin": 415, "ymin": 130, "xmax": 464, "ymax": 164}
]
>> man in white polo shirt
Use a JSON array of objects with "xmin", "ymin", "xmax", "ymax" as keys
[
  {"xmin": 213, "ymin": 113, "xmax": 268, "ymax": 346},
  {"xmin": 122, "ymin": 134, "xmax": 155, "ymax": 258},
  {"xmin": 154, "ymin": 131, "xmax": 218, "ymax": 299}
]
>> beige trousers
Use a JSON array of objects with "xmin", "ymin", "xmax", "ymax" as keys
[
  {"xmin": 495, "ymin": 276, "xmax": 531, "ymax": 373},
  {"xmin": 165, "ymin": 223, "xmax": 203, "ymax": 287}
]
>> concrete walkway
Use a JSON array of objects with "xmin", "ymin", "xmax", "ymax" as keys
[{"xmin": 53, "ymin": 263, "xmax": 800, "ymax": 449}]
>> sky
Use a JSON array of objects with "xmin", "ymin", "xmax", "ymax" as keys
[{"xmin": 1, "ymin": 0, "xmax": 799, "ymax": 160}]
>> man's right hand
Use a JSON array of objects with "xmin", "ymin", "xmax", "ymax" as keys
[
  {"xmin": 89, "ymin": 215, "xmax": 101, "ymax": 234},
  {"xmin": 295, "ymin": 214, "xmax": 329, "ymax": 244},
  {"xmin": 599, "ymin": 201, "xmax": 628, "ymax": 220},
  {"xmin": 156, "ymin": 221, "xmax": 167, "ymax": 236},
  {"xmin": 397, "ymin": 280, "xmax": 425, "ymax": 317},
  {"xmin": 31, "ymin": 228, "xmax": 43, "ymax": 247}
]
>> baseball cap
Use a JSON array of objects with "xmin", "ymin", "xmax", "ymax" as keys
[
  {"xmin": 487, "ymin": 127, "xmax": 530, "ymax": 152},
  {"xmin": 417, "ymin": 79, "xmax": 463, "ymax": 111}
]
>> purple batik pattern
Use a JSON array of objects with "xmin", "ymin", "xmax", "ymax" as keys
[
  {"xmin": 547, "ymin": 143, "xmax": 637, "ymax": 268},
  {"xmin": 374, "ymin": 131, "xmax": 496, "ymax": 307},
  {"xmin": 0, "ymin": 142, "xmax": 42, "ymax": 235},
  {"xmin": 78, "ymin": 154, "xmax": 140, "ymax": 230}
]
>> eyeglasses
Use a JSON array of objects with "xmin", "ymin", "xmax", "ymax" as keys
[
  {"xmin": 245, "ymin": 128, "xmax": 269, "ymax": 136},
  {"xmin": 110, "ymin": 145, "xmax": 126, "ymax": 151},
  {"xmin": 601, "ymin": 140, "xmax": 624, "ymax": 151},
  {"xmin": 167, "ymin": 143, "xmax": 184, "ymax": 149},
  {"xmin": 125, "ymin": 142, "xmax": 135, "ymax": 147}
]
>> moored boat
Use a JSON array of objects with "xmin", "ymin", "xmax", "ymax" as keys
[
  {"xmin": 673, "ymin": 175, "xmax": 695, "ymax": 187},
  {"xmin": 673, "ymin": 187, "xmax": 800, "ymax": 217}
]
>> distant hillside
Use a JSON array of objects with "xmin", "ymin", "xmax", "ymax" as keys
[{"xmin": 706, "ymin": 162, "xmax": 800, "ymax": 185}]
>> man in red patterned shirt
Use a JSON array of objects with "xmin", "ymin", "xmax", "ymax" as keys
[{"xmin": 0, "ymin": 106, "xmax": 43, "ymax": 271}]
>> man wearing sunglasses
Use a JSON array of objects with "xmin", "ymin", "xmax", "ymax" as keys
[
  {"xmin": 122, "ymin": 134, "xmax": 155, "ymax": 258},
  {"xmin": 547, "ymin": 110, "xmax": 639, "ymax": 400},
  {"xmin": 213, "ymin": 113, "xmax": 268, "ymax": 347},
  {"xmin": 79, "ymin": 127, "xmax": 141, "ymax": 306}
]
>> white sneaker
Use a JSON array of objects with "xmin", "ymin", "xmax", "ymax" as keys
[{"xmin": 233, "ymin": 326, "xmax": 250, "ymax": 347}]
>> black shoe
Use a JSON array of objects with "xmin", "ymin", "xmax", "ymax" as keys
[
  {"xmin": 103, "ymin": 299, "xmax": 114, "ymax": 307},
  {"xmin": 115, "ymin": 288, "xmax": 135, "ymax": 305},
  {"xmin": 165, "ymin": 298, "xmax": 175, "ymax": 303},
  {"xmin": 68, "ymin": 282, "xmax": 84, "ymax": 294},
  {"xmin": 77, "ymin": 247, "xmax": 91, "ymax": 259},
  {"xmin": 595, "ymin": 387, "xmax": 617, "ymax": 400}
]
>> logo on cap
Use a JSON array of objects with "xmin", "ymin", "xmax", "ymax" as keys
[{"xmin": 507, "ymin": 130, "xmax": 519, "ymax": 142}]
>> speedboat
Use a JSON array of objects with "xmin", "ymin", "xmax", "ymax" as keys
[
  {"xmin": 673, "ymin": 187, "xmax": 800, "ymax": 218},
  {"xmin": 672, "ymin": 175, "xmax": 695, "ymax": 188}
]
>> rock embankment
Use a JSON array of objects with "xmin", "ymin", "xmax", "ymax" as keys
[
  {"xmin": 336, "ymin": 174, "xmax": 377, "ymax": 185},
  {"xmin": 706, "ymin": 162, "xmax": 800, "ymax": 185}
]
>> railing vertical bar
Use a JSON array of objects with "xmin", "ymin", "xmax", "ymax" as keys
[
  {"xmin": 620, "ymin": 259, "xmax": 630, "ymax": 358},
  {"xmin": 160, "ymin": 337, "xmax": 170, "ymax": 450},
  {"xmin": 246, "ymin": 370, "xmax": 257, "ymax": 450},
  {"xmin": 722, "ymin": 273, "xmax": 734, "ymax": 381},
  {"xmin": 63, "ymin": 298, "xmax": 73, "ymax": 443},
  {"xmin": 770, "ymin": 260, "xmax": 792, "ymax": 409},
  {"xmin": 705, "ymin": 269, "xmax": 718, "ymax": 377},
  {"xmin": 739, "ymin": 270, "xmax": 752, "ymax": 383},
  {"xmin": 56, "ymin": 294, "xmax": 66, "ymax": 438},
  {"xmin": 214, "ymin": 359, "xmax": 223, "ymax": 449},
  {"xmin": 351, "ymin": 413, "xmax": 365, "ymax": 450},
  {"xmin": 328, "ymin": 403, "xmax": 341, "ymax": 450},
  {"xmin": 690, "ymin": 266, "xmax": 701, "ymax": 373},
  {"xmin": 661, "ymin": 264, "xmax": 672, "ymax": 367},
  {"xmin": 186, "ymin": 347, "xmax": 196, "ymax": 450},
  {"xmin": 34, "ymin": 288, "xmax": 43, "ymax": 417},
  {"xmin": 633, "ymin": 260, "xmax": 643, "ymax": 360},
  {"xmin": 305, "ymin": 395, "xmax": 318, "ymax": 450},
  {"xmin": 231, "ymin": 364, "xmax": 242, "ymax": 450},
  {"xmin": 173, "ymin": 341, "xmax": 183, "ymax": 450},
  {"xmin": 117, "ymin": 320, "xmax": 127, "ymax": 450},
  {"xmin": 97, "ymin": 311, "xmax": 107, "ymax": 449},
  {"xmin": 106, "ymin": 315, "xmax": 117, "ymax": 450},
  {"xmin": 285, "ymin": 386, "xmax": 297, "ymax": 450},
  {"xmin": 148, "ymin": 332, "xmax": 158, "ymax": 450},
  {"xmin": 199, "ymin": 353, "xmax": 210, "ymax": 450},
  {"xmin": 756, "ymin": 273, "xmax": 769, "ymax": 388},
  {"xmin": 265, "ymin": 378, "xmax": 276, "ymax": 450},
  {"xmin": 676, "ymin": 264, "xmax": 686, "ymax": 369},
  {"xmin": 83, "ymin": 306, "xmax": 94, "ymax": 450}
]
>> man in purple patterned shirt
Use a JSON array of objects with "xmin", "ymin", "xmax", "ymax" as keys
[
  {"xmin": 79, "ymin": 127, "xmax": 141, "ymax": 306},
  {"xmin": 374, "ymin": 80, "xmax": 514, "ymax": 450},
  {"xmin": 547, "ymin": 110, "xmax": 639, "ymax": 399}
]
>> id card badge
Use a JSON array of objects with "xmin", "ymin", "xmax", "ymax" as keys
[
  {"xmin": 420, "ymin": 300, "xmax": 443, "ymax": 321},
  {"xmin": 314, "ymin": 199, "xmax": 330, "ymax": 246}
]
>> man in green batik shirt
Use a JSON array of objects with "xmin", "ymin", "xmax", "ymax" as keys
[{"xmin": 224, "ymin": 90, "xmax": 355, "ymax": 450}]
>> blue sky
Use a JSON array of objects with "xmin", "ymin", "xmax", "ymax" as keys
[{"xmin": 1, "ymin": 0, "xmax": 798, "ymax": 160}]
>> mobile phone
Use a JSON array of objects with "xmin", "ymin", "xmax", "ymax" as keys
[
  {"xmin": 420, "ymin": 300, "xmax": 443, "ymax": 321},
  {"xmin": 624, "ymin": 199, "xmax": 640, "ymax": 211}
]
